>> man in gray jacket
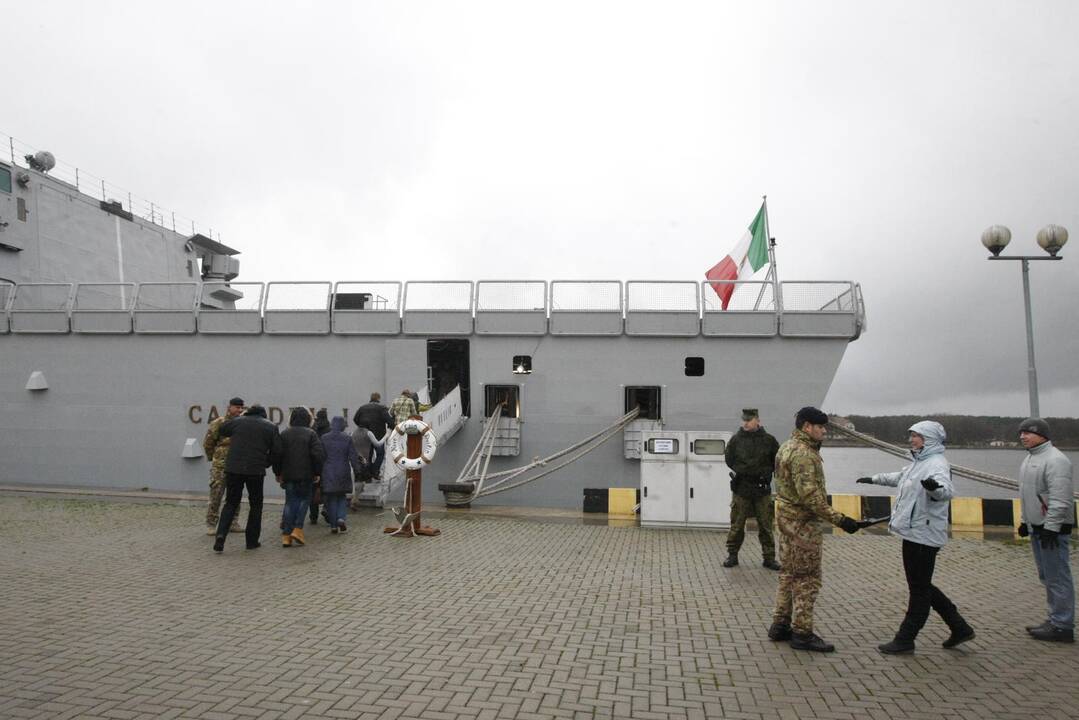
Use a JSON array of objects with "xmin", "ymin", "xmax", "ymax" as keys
[{"xmin": 1017, "ymin": 417, "xmax": 1075, "ymax": 643}]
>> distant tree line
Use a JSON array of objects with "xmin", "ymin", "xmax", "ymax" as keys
[{"xmin": 835, "ymin": 414, "xmax": 1079, "ymax": 448}]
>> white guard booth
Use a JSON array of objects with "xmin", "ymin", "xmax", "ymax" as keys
[{"xmin": 640, "ymin": 430, "xmax": 733, "ymax": 529}]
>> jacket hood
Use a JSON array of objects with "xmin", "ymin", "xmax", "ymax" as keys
[
  {"xmin": 289, "ymin": 407, "xmax": 311, "ymax": 427},
  {"xmin": 330, "ymin": 416, "xmax": 347, "ymax": 432},
  {"xmin": 909, "ymin": 420, "xmax": 946, "ymax": 459}
]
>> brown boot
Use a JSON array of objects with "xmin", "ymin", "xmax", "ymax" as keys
[
  {"xmin": 290, "ymin": 528, "xmax": 306, "ymax": 546},
  {"xmin": 281, "ymin": 533, "xmax": 292, "ymax": 547}
]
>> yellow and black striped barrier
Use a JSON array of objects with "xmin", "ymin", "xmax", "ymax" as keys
[{"xmin": 583, "ymin": 489, "xmax": 1078, "ymax": 531}]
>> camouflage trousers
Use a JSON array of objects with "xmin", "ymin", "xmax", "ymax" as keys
[
  {"xmin": 206, "ymin": 465, "xmax": 242, "ymax": 527},
  {"xmin": 725, "ymin": 494, "xmax": 776, "ymax": 561},
  {"xmin": 772, "ymin": 523, "xmax": 823, "ymax": 635}
]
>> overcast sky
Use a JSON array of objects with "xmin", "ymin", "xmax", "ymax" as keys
[{"xmin": 5, "ymin": 1, "xmax": 1077, "ymax": 416}]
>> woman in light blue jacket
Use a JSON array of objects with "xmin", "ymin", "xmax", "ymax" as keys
[{"xmin": 857, "ymin": 420, "xmax": 974, "ymax": 654}]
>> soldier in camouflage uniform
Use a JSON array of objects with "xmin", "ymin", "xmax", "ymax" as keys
[
  {"xmin": 768, "ymin": 407, "xmax": 864, "ymax": 652},
  {"xmin": 203, "ymin": 397, "xmax": 246, "ymax": 534},
  {"xmin": 723, "ymin": 408, "xmax": 781, "ymax": 570}
]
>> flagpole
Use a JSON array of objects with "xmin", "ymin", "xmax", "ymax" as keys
[{"xmin": 763, "ymin": 195, "xmax": 783, "ymax": 312}]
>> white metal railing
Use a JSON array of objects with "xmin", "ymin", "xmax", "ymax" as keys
[
  {"xmin": 549, "ymin": 280, "xmax": 622, "ymax": 311},
  {"xmin": 332, "ymin": 282, "xmax": 400, "ymax": 311},
  {"xmin": 702, "ymin": 280, "xmax": 777, "ymax": 313},
  {"xmin": 475, "ymin": 280, "xmax": 547, "ymax": 311},
  {"xmin": 74, "ymin": 283, "xmax": 136, "ymax": 311},
  {"xmin": 2, "ymin": 279, "xmax": 866, "ymax": 336},
  {"xmin": 2, "ymin": 129, "xmax": 219, "ymax": 241},
  {"xmin": 779, "ymin": 281, "xmax": 858, "ymax": 312},
  {"xmin": 403, "ymin": 281, "xmax": 474, "ymax": 311},
  {"xmin": 627, "ymin": 281, "xmax": 699, "ymax": 312},
  {"xmin": 11, "ymin": 283, "xmax": 73, "ymax": 312},
  {"xmin": 265, "ymin": 282, "xmax": 332, "ymax": 311}
]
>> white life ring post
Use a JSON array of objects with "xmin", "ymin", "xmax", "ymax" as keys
[{"xmin": 387, "ymin": 418, "xmax": 439, "ymax": 470}]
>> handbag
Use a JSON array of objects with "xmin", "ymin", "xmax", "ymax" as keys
[{"xmin": 312, "ymin": 484, "xmax": 322, "ymax": 506}]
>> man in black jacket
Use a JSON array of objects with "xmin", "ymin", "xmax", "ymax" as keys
[
  {"xmin": 723, "ymin": 408, "xmax": 781, "ymax": 570},
  {"xmin": 273, "ymin": 407, "xmax": 326, "ymax": 547},
  {"xmin": 213, "ymin": 405, "xmax": 283, "ymax": 552},
  {"xmin": 353, "ymin": 392, "xmax": 395, "ymax": 480}
]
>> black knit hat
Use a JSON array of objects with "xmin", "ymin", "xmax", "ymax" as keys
[
  {"xmin": 795, "ymin": 406, "xmax": 829, "ymax": 427},
  {"xmin": 228, "ymin": 397, "xmax": 245, "ymax": 407},
  {"xmin": 1018, "ymin": 417, "xmax": 1050, "ymax": 440}
]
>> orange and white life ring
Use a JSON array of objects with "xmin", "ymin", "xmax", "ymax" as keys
[{"xmin": 387, "ymin": 418, "xmax": 438, "ymax": 470}]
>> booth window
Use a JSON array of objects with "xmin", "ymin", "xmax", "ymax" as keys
[
  {"xmin": 0, "ymin": 166, "xmax": 11, "ymax": 194},
  {"xmin": 512, "ymin": 355, "xmax": 532, "ymax": 374},
  {"xmin": 485, "ymin": 385, "xmax": 520, "ymax": 418},
  {"xmin": 625, "ymin": 386, "xmax": 661, "ymax": 420},
  {"xmin": 684, "ymin": 357, "xmax": 704, "ymax": 376}
]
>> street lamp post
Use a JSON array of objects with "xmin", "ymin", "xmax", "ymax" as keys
[{"xmin": 980, "ymin": 224, "xmax": 1069, "ymax": 417}]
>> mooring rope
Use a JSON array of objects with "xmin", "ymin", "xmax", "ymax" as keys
[{"xmin": 446, "ymin": 407, "xmax": 641, "ymax": 505}]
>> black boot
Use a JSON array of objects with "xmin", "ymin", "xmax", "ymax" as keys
[
  {"xmin": 762, "ymin": 559, "xmax": 781, "ymax": 571},
  {"xmin": 212, "ymin": 536, "xmax": 225, "ymax": 553},
  {"xmin": 942, "ymin": 622, "xmax": 975, "ymax": 648},
  {"xmin": 767, "ymin": 622, "xmax": 792, "ymax": 641},
  {"xmin": 878, "ymin": 637, "xmax": 916, "ymax": 654},
  {"xmin": 722, "ymin": 554, "xmax": 738, "ymax": 568},
  {"xmin": 1028, "ymin": 625, "xmax": 1075, "ymax": 643},
  {"xmin": 789, "ymin": 632, "xmax": 835, "ymax": 652}
]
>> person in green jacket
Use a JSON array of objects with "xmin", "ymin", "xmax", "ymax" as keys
[{"xmin": 723, "ymin": 408, "xmax": 780, "ymax": 570}]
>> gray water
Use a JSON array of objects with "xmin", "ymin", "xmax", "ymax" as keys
[{"xmin": 821, "ymin": 446, "xmax": 1079, "ymax": 500}]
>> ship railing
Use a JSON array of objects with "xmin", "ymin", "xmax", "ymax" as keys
[
  {"xmin": 1, "ymin": 279, "xmax": 866, "ymax": 339},
  {"xmin": 132, "ymin": 282, "xmax": 200, "ymax": 334},
  {"xmin": 263, "ymin": 281, "xmax": 332, "ymax": 334},
  {"xmin": 8, "ymin": 283, "xmax": 74, "ymax": 333},
  {"xmin": 0, "ymin": 281, "xmax": 14, "ymax": 334},
  {"xmin": 198, "ymin": 282, "xmax": 265, "ymax": 334},
  {"xmin": 701, "ymin": 280, "xmax": 778, "ymax": 337},
  {"xmin": 549, "ymin": 280, "xmax": 623, "ymax": 335},
  {"xmin": 626, "ymin": 281, "xmax": 700, "ymax": 337},
  {"xmin": 71, "ymin": 283, "xmax": 137, "ymax": 334},
  {"xmin": 402, "ymin": 281, "xmax": 474, "ymax": 335},
  {"xmin": 2, "ymin": 130, "xmax": 219, "ymax": 242},
  {"xmin": 475, "ymin": 281, "xmax": 547, "ymax": 335},
  {"xmin": 778, "ymin": 281, "xmax": 861, "ymax": 337},
  {"xmin": 332, "ymin": 282, "xmax": 401, "ymax": 335}
]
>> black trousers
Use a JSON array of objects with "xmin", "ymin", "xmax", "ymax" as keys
[
  {"xmin": 216, "ymin": 472, "xmax": 264, "ymax": 547},
  {"xmin": 897, "ymin": 539, "xmax": 963, "ymax": 641}
]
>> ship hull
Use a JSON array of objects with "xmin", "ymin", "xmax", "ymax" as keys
[{"xmin": 0, "ymin": 332, "xmax": 849, "ymax": 508}]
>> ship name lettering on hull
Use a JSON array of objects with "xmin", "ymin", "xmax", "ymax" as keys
[{"xmin": 187, "ymin": 406, "xmax": 350, "ymax": 426}]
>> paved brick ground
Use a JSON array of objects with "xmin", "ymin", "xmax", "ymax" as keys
[{"xmin": 1, "ymin": 495, "xmax": 1077, "ymax": 720}]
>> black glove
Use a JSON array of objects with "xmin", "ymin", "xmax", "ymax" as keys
[
  {"xmin": 856, "ymin": 519, "xmax": 876, "ymax": 530},
  {"xmin": 855, "ymin": 477, "xmax": 873, "ymax": 484},
  {"xmin": 1039, "ymin": 528, "xmax": 1060, "ymax": 549},
  {"xmin": 1017, "ymin": 523, "xmax": 1029, "ymax": 538},
  {"xmin": 838, "ymin": 516, "xmax": 860, "ymax": 534},
  {"xmin": 921, "ymin": 477, "xmax": 941, "ymax": 491}
]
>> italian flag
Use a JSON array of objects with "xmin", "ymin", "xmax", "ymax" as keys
[{"xmin": 706, "ymin": 203, "xmax": 770, "ymax": 309}]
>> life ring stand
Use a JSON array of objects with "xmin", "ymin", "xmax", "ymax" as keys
[{"xmin": 387, "ymin": 417, "xmax": 438, "ymax": 470}]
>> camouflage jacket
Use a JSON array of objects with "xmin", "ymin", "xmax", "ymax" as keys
[
  {"xmin": 774, "ymin": 429, "xmax": 845, "ymax": 528},
  {"xmin": 203, "ymin": 416, "xmax": 232, "ymax": 466}
]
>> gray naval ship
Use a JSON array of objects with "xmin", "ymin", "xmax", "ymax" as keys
[{"xmin": 0, "ymin": 139, "xmax": 866, "ymax": 511}]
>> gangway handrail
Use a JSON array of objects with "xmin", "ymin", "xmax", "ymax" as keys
[{"xmin": 446, "ymin": 407, "xmax": 641, "ymax": 505}]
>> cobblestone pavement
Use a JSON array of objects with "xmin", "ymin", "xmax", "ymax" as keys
[{"xmin": 2, "ymin": 495, "xmax": 1077, "ymax": 720}]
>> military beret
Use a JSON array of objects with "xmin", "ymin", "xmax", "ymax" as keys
[{"xmin": 795, "ymin": 406, "xmax": 829, "ymax": 427}]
